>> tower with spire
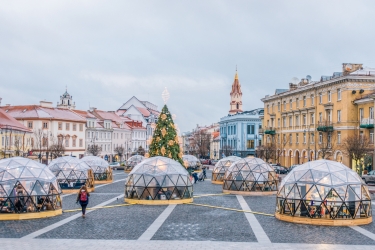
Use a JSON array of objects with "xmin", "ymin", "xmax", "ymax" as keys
[
  {"xmin": 229, "ymin": 69, "xmax": 243, "ymax": 115},
  {"xmin": 57, "ymin": 87, "xmax": 76, "ymax": 109}
]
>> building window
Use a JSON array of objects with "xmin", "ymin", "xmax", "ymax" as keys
[
  {"xmin": 277, "ymin": 134, "xmax": 280, "ymax": 143},
  {"xmin": 303, "ymin": 133, "xmax": 306, "ymax": 144},
  {"xmin": 278, "ymin": 118, "xmax": 280, "ymax": 128},
  {"xmin": 311, "ymin": 133, "xmax": 314, "ymax": 144},
  {"xmin": 283, "ymin": 117, "xmax": 286, "ymax": 127},
  {"xmin": 72, "ymin": 138, "xmax": 76, "ymax": 147},
  {"xmin": 303, "ymin": 96, "xmax": 306, "ymax": 107},
  {"xmin": 289, "ymin": 99, "xmax": 292, "ymax": 110},
  {"xmin": 79, "ymin": 139, "xmax": 83, "ymax": 147},
  {"xmin": 319, "ymin": 112, "xmax": 322, "ymax": 122},
  {"xmin": 337, "ymin": 88, "xmax": 341, "ymax": 101},
  {"xmin": 337, "ymin": 131, "xmax": 341, "ymax": 144},
  {"xmin": 73, "ymin": 124, "xmax": 77, "ymax": 131},
  {"xmin": 370, "ymin": 132, "xmax": 374, "ymax": 144},
  {"xmin": 328, "ymin": 91, "xmax": 331, "ymax": 102},
  {"xmin": 247, "ymin": 140, "xmax": 254, "ymax": 149},
  {"xmin": 337, "ymin": 110, "xmax": 341, "ymax": 122},
  {"xmin": 311, "ymin": 113, "xmax": 315, "ymax": 124},
  {"xmin": 370, "ymin": 107, "xmax": 374, "ymax": 120},
  {"xmin": 296, "ymin": 98, "xmax": 299, "ymax": 108},
  {"xmin": 295, "ymin": 116, "xmax": 299, "ymax": 126},
  {"xmin": 43, "ymin": 122, "xmax": 48, "ymax": 129},
  {"xmin": 296, "ymin": 133, "xmax": 299, "ymax": 143},
  {"xmin": 311, "ymin": 95, "xmax": 314, "ymax": 105},
  {"xmin": 28, "ymin": 122, "xmax": 33, "ymax": 129},
  {"xmin": 360, "ymin": 131, "xmax": 364, "ymax": 142},
  {"xmin": 58, "ymin": 122, "xmax": 62, "ymax": 130},
  {"xmin": 278, "ymin": 102, "xmax": 280, "ymax": 112},
  {"xmin": 289, "ymin": 116, "xmax": 292, "ymax": 127},
  {"xmin": 360, "ymin": 108, "xmax": 364, "ymax": 122},
  {"xmin": 303, "ymin": 115, "xmax": 306, "ymax": 125},
  {"xmin": 267, "ymin": 105, "xmax": 269, "ymax": 113},
  {"xmin": 66, "ymin": 123, "xmax": 70, "ymax": 130},
  {"xmin": 327, "ymin": 110, "xmax": 332, "ymax": 122},
  {"xmin": 319, "ymin": 133, "xmax": 323, "ymax": 144},
  {"xmin": 283, "ymin": 134, "xmax": 286, "ymax": 143},
  {"xmin": 80, "ymin": 124, "xmax": 83, "ymax": 131},
  {"xmin": 65, "ymin": 138, "xmax": 69, "ymax": 147},
  {"xmin": 319, "ymin": 93, "xmax": 322, "ymax": 104},
  {"xmin": 283, "ymin": 101, "xmax": 286, "ymax": 111},
  {"xmin": 247, "ymin": 125, "xmax": 255, "ymax": 134}
]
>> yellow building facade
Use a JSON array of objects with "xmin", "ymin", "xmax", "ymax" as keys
[{"xmin": 261, "ymin": 63, "xmax": 375, "ymax": 169}]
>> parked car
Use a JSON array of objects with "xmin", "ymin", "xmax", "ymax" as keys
[
  {"xmin": 200, "ymin": 159, "xmax": 209, "ymax": 165},
  {"xmin": 109, "ymin": 162, "xmax": 120, "ymax": 170},
  {"xmin": 274, "ymin": 166, "xmax": 288, "ymax": 174},
  {"xmin": 362, "ymin": 170, "xmax": 375, "ymax": 184}
]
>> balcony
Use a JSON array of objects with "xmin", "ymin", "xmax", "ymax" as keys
[
  {"xmin": 360, "ymin": 118, "xmax": 374, "ymax": 129},
  {"xmin": 264, "ymin": 127, "xmax": 276, "ymax": 135},
  {"xmin": 316, "ymin": 121, "xmax": 333, "ymax": 132}
]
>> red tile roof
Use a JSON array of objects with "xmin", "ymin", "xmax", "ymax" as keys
[
  {"xmin": 136, "ymin": 107, "xmax": 151, "ymax": 117},
  {"xmin": 0, "ymin": 109, "xmax": 31, "ymax": 132},
  {"xmin": 212, "ymin": 131, "xmax": 220, "ymax": 139},
  {"xmin": 73, "ymin": 109, "xmax": 96, "ymax": 118},
  {"xmin": 1, "ymin": 105, "xmax": 86, "ymax": 122}
]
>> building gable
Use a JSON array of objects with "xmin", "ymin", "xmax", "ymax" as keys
[{"xmin": 118, "ymin": 96, "xmax": 147, "ymax": 110}]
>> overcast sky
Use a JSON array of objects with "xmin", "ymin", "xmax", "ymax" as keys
[{"xmin": 1, "ymin": 0, "xmax": 375, "ymax": 132}]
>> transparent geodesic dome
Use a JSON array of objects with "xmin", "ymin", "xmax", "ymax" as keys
[
  {"xmin": 48, "ymin": 156, "xmax": 94, "ymax": 190},
  {"xmin": 80, "ymin": 156, "xmax": 112, "ymax": 182},
  {"xmin": 212, "ymin": 156, "xmax": 241, "ymax": 183},
  {"xmin": 182, "ymin": 155, "xmax": 202, "ymax": 172},
  {"xmin": 276, "ymin": 159, "xmax": 372, "ymax": 220},
  {"xmin": 0, "ymin": 157, "xmax": 62, "ymax": 214},
  {"xmin": 223, "ymin": 157, "xmax": 278, "ymax": 192},
  {"xmin": 125, "ymin": 155, "xmax": 145, "ymax": 172},
  {"xmin": 125, "ymin": 156, "xmax": 193, "ymax": 201}
]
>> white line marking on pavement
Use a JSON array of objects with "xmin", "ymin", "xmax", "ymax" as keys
[
  {"xmin": 138, "ymin": 204, "xmax": 176, "ymax": 241},
  {"xmin": 350, "ymin": 226, "xmax": 375, "ymax": 241},
  {"xmin": 21, "ymin": 194, "xmax": 125, "ymax": 239},
  {"xmin": 236, "ymin": 195, "xmax": 271, "ymax": 244}
]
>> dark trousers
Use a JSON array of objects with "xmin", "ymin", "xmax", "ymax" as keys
[{"xmin": 81, "ymin": 203, "xmax": 88, "ymax": 215}]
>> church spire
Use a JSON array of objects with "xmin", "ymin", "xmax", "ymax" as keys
[{"xmin": 229, "ymin": 68, "xmax": 243, "ymax": 115}]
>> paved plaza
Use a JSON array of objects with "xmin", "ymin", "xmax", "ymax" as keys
[{"xmin": 1, "ymin": 170, "xmax": 375, "ymax": 249}]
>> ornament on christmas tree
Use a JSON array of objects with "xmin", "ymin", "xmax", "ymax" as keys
[
  {"xmin": 168, "ymin": 140, "xmax": 174, "ymax": 146},
  {"xmin": 161, "ymin": 114, "xmax": 167, "ymax": 120},
  {"xmin": 161, "ymin": 146, "xmax": 166, "ymax": 156},
  {"xmin": 156, "ymin": 136, "xmax": 161, "ymax": 142},
  {"xmin": 178, "ymin": 152, "xmax": 183, "ymax": 158},
  {"xmin": 145, "ymin": 153, "xmax": 150, "ymax": 158},
  {"xmin": 168, "ymin": 152, "xmax": 172, "ymax": 158},
  {"xmin": 161, "ymin": 128, "xmax": 167, "ymax": 137}
]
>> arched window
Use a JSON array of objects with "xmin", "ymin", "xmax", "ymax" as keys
[{"xmin": 236, "ymin": 103, "xmax": 239, "ymax": 109}]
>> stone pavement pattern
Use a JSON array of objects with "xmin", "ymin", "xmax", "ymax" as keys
[{"xmin": 0, "ymin": 170, "xmax": 374, "ymax": 249}]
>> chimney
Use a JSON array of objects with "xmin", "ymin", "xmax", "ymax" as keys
[
  {"xmin": 40, "ymin": 101, "xmax": 53, "ymax": 108},
  {"xmin": 89, "ymin": 107, "xmax": 97, "ymax": 112},
  {"xmin": 289, "ymin": 83, "xmax": 297, "ymax": 91}
]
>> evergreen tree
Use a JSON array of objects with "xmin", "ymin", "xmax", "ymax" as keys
[{"xmin": 148, "ymin": 105, "xmax": 183, "ymax": 165}]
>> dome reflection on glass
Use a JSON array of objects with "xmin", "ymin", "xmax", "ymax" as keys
[
  {"xmin": 80, "ymin": 156, "xmax": 112, "ymax": 183},
  {"xmin": 212, "ymin": 156, "xmax": 241, "ymax": 183},
  {"xmin": 182, "ymin": 155, "xmax": 202, "ymax": 172},
  {"xmin": 48, "ymin": 156, "xmax": 94, "ymax": 190},
  {"xmin": 125, "ymin": 155, "xmax": 145, "ymax": 172},
  {"xmin": 223, "ymin": 158, "xmax": 278, "ymax": 193},
  {"xmin": 276, "ymin": 160, "xmax": 372, "ymax": 223},
  {"xmin": 0, "ymin": 157, "xmax": 62, "ymax": 216},
  {"xmin": 125, "ymin": 156, "xmax": 193, "ymax": 203}
]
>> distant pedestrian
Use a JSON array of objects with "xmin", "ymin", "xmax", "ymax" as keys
[
  {"xmin": 202, "ymin": 167, "xmax": 207, "ymax": 180},
  {"xmin": 192, "ymin": 172, "xmax": 199, "ymax": 183},
  {"xmin": 76, "ymin": 184, "xmax": 90, "ymax": 218}
]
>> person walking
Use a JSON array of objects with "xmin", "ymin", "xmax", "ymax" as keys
[
  {"xmin": 76, "ymin": 184, "xmax": 90, "ymax": 218},
  {"xmin": 192, "ymin": 172, "xmax": 199, "ymax": 184}
]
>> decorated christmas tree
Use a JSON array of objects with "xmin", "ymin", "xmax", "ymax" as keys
[{"xmin": 148, "ymin": 104, "xmax": 183, "ymax": 165}]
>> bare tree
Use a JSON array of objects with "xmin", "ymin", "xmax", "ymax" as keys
[
  {"xmin": 14, "ymin": 136, "xmax": 22, "ymax": 156},
  {"xmin": 114, "ymin": 145, "xmax": 125, "ymax": 161},
  {"xmin": 317, "ymin": 131, "xmax": 337, "ymax": 160},
  {"xmin": 342, "ymin": 131, "xmax": 373, "ymax": 175},
  {"xmin": 258, "ymin": 143, "xmax": 276, "ymax": 163},
  {"xmin": 87, "ymin": 144, "xmax": 102, "ymax": 156},
  {"xmin": 136, "ymin": 146, "xmax": 145, "ymax": 156},
  {"xmin": 221, "ymin": 145, "xmax": 233, "ymax": 157},
  {"xmin": 191, "ymin": 129, "xmax": 211, "ymax": 158},
  {"xmin": 33, "ymin": 129, "xmax": 45, "ymax": 162},
  {"xmin": 49, "ymin": 135, "xmax": 65, "ymax": 158}
]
